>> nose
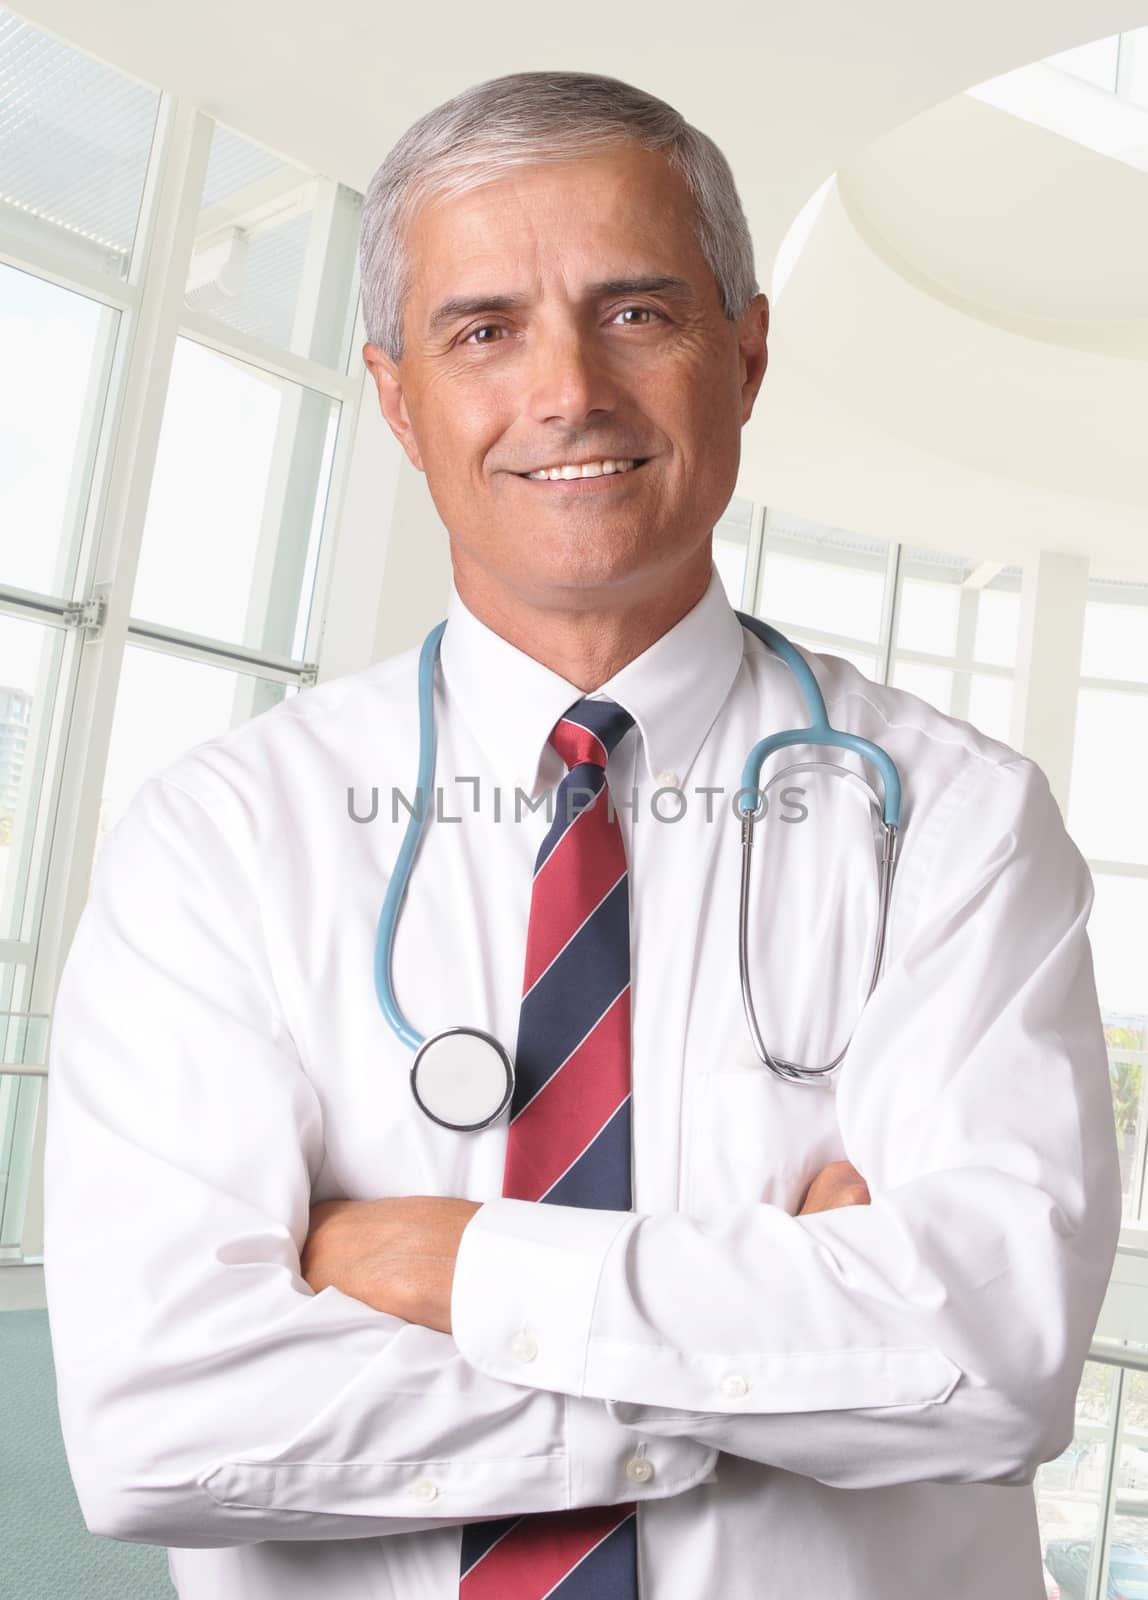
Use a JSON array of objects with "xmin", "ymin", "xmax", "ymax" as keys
[{"xmin": 523, "ymin": 314, "xmax": 619, "ymax": 428}]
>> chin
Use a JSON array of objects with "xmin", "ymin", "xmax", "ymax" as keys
[{"xmin": 526, "ymin": 549, "xmax": 672, "ymax": 599}]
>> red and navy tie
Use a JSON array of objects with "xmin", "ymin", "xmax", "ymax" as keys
[{"xmin": 459, "ymin": 695, "xmax": 640, "ymax": 1599}]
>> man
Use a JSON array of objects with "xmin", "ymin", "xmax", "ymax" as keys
[{"xmin": 44, "ymin": 70, "xmax": 1121, "ymax": 1600}]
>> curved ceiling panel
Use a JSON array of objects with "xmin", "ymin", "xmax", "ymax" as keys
[
  {"xmin": 746, "ymin": 172, "xmax": 1148, "ymax": 572},
  {"xmin": 837, "ymin": 92, "xmax": 1148, "ymax": 327}
]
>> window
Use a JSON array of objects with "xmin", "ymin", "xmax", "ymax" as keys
[
  {"xmin": 1046, "ymin": 35, "xmax": 1121, "ymax": 92},
  {"xmin": 187, "ymin": 122, "xmax": 359, "ymax": 368},
  {"xmin": 130, "ymin": 338, "xmax": 339, "ymax": 655},
  {"xmin": 1037, "ymin": 1360, "xmax": 1119, "ymax": 1598},
  {"xmin": 97, "ymin": 646, "xmax": 297, "ymax": 849},
  {"xmin": 970, "ymin": 25, "xmax": 1148, "ymax": 174},
  {"xmin": 1123, "ymin": 28, "xmax": 1148, "ymax": 109},
  {"xmin": 1069, "ymin": 692, "xmax": 1148, "ymax": 867},
  {"xmin": 0, "ymin": 266, "xmax": 119, "ymax": 594},
  {"xmin": 1072, "ymin": 581, "xmax": 1148, "ymax": 1227},
  {"xmin": 1081, "ymin": 588, "xmax": 1148, "ymax": 684},
  {"xmin": 0, "ymin": 618, "xmax": 69, "ymax": 966},
  {"xmin": 712, "ymin": 494, "xmax": 757, "ymax": 607},
  {"xmin": 1039, "ymin": 1359, "xmax": 1148, "ymax": 1599},
  {"xmin": 0, "ymin": 12, "xmax": 365, "ymax": 1262},
  {"xmin": 754, "ymin": 509, "xmax": 888, "ymax": 678},
  {"xmin": 0, "ymin": 11, "xmax": 158, "ymax": 283},
  {"xmin": 742, "ymin": 515, "xmax": 1023, "ymax": 743},
  {"xmin": 889, "ymin": 548, "xmax": 1021, "ymax": 742}
]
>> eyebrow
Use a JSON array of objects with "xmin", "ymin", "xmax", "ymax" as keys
[{"xmin": 426, "ymin": 275, "xmax": 695, "ymax": 332}]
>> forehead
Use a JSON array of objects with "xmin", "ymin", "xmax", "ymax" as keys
[{"xmin": 403, "ymin": 143, "xmax": 711, "ymax": 307}]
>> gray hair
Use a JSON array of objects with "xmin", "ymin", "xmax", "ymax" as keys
[{"xmin": 359, "ymin": 70, "xmax": 758, "ymax": 362}]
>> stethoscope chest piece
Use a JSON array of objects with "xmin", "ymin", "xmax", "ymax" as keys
[{"xmin": 410, "ymin": 1026, "xmax": 516, "ymax": 1131}]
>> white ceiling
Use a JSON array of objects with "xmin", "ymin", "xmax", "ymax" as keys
[
  {"xmin": 11, "ymin": 0, "xmax": 1148, "ymax": 575},
  {"xmin": 744, "ymin": 91, "xmax": 1148, "ymax": 578},
  {"xmin": 12, "ymin": 0, "xmax": 1148, "ymax": 272},
  {"xmin": 840, "ymin": 95, "xmax": 1148, "ymax": 327}
]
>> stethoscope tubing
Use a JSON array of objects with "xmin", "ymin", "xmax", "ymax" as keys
[{"xmin": 374, "ymin": 611, "xmax": 905, "ymax": 1120}]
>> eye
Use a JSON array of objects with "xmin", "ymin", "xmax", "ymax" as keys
[
  {"xmin": 461, "ymin": 323, "xmax": 505, "ymax": 345},
  {"xmin": 613, "ymin": 305, "xmax": 661, "ymax": 326}
]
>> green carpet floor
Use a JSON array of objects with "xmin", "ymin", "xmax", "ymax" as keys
[{"xmin": 2, "ymin": 1309, "xmax": 176, "ymax": 1599}]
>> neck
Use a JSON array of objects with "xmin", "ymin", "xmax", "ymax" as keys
[{"xmin": 450, "ymin": 547, "xmax": 714, "ymax": 691}]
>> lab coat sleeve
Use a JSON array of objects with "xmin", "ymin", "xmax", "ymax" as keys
[
  {"xmin": 449, "ymin": 754, "xmax": 1124, "ymax": 1488},
  {"xmin": 42, "ymin": 774, "xmax": 716, "ymax": 1548}
]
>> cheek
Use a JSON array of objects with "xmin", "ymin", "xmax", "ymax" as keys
[
  {"xmin": 415, "ymin": 386, "xmax": 499, "ymax": 481},
  {"xmin": 657, "ymin": 348, "xmax": 739, "ymax": 454}
]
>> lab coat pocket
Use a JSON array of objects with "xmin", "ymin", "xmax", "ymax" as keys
[{"xmin": 683, "ymin": 1065, "xmax": 847, "ymax": 1220}]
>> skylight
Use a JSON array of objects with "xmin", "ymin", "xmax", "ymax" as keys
[{"xmin": 967, "ymin": 27, "xmax": 1148, "ymax": 174}]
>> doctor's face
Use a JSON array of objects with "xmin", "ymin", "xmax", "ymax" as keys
[{"xmin": 364, "ymin": 141, "xmax": 769, "ymax": 613}]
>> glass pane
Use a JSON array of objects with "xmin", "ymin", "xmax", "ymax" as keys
[
  {"xmin": 1111, "ymin": 1370, "xmax": 1148, "ymax": 1592},
  {"xmin": 0, "ymin": 1014, "xmax": 48, "ymax": 1259},
  {"xmin": 0, "ymin": 10, "xmax": 159, "ymax": 278},
  {"xmin": 712, "ymin": 494, "xmax": 752, "ymax": 606},
  {"xmin": 713, "ymin": 539, "xmax": 746, "ymax": 607},
  {"xmin": 974, "ymin": 587, "xmax": 1022, "ymax": 668},
  {"xmin": 1047, "ymin": 35, "xmax": 1121, "ymax": 90},
  {"xmin": 0, "ymin": 615, "xmax": 68, "ymax": 944},
  {"xmin": 717, "ymin": 493, "xmax": 754, "ymax": 536},
  {"xmin": 131, "ymin": 338, "xmax": 339, "ymax": 655},
  {"xmin": 759, "ymin": 513, "xmax": 887, "ymax": 643},
  {"xmin": 892, "ymin": 661, "xmax": 954, "ymax": 713},
  {"xmin": 896, "ymin": 577, "xmax": 960, "ymax": 657},
  {"xmin": 1125, "ymin": 28, "xmax": 1148, "ymax": 110},
  {"xmin": 1038, "ymin": 1361, "xmax": 1117, "ymax": 1599},
  {"xmin": 760, "ymin": 554, "xmax": 885, "ymax": 643},
  {"xmin": 98, "ymin": 645, "xmax": 297, "ymax": 848},
  {"xmin": 0, "ymin": 264, "xmax": 117, "ymax": 594},
  {"xmin": 1090, "ymin": 875, "xmax": 1148, "ymax": 1018},
  {"xmin": 1108, "ymin": 1023, "xmax": 1147, "ymax": 1219},
  {"xmin": 186, "ymin": 123, "xmax": 360, "ymax": 367},
  {"xmin": 1082, "ymin": 596, "xmax": 1148, "ymax": 684},
  {"xmin": 1068, "ymin": 690, "xmax": 1148, "ymax": 865},
  {"xmin": 967, "ymin": 673, "xmax": 1014, "ymax": 744},
  {"xmin": 782, "ymin": 633, "xmax": 879, "ymax": 679}
]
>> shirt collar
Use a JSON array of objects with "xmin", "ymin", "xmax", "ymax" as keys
[{"xmin": 439, "ymin": 563, "xmax": 746, "ymax": 796}]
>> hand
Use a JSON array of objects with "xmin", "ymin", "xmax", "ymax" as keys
[
  {"xmin": 797, "ymin": 1159, "xmax": 870, "ymax": 1215},
  {"xmin": 300, "ymin": 1195, "xmax": 482, "ymax": 1334}
]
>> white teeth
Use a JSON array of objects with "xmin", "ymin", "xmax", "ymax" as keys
[{"xmin": 525, "ymin": 459, "xmax": 637, "ymax": 481}]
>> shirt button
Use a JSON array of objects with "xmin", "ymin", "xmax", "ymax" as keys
[
  {"xmin": 510, "ymin": 1331, "xmax": 538, "ymax": 1363},
  {"xmin": 625, "ymin": 1455, "xmax": 655, "ymax": 1484},
  {"xmin": 408, "ymin": 1477, "xmax": 438, "ymax": 1502},
  {"xmin": 655, "ymin": 769, "xmax": 679, "ymax": 789},
  {"xmin": 721, "ymin": 1374, "xmax": 750, "ymax": 1398}
]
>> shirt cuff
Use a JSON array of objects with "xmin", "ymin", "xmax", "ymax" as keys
[{"xmin": 451, "ymin": 1197, "xmax": 638, "ymax": 1396}]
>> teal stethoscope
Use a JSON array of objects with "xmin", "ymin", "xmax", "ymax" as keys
[{"xmin": 374, "ymin": 611, "xmax": 904, "ymax": 1132}]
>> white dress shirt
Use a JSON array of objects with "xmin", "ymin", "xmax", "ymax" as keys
[{"xmin": 43, "ymin": 563, "xmax": 1122, "ymax": 1599}]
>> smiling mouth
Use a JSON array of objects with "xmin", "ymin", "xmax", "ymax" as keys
[{"xmin": 516, "ymin": 458, "xmax": 650, "ymax": 481}]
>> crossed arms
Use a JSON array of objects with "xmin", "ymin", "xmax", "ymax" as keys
[
  {"xmin": 299, "ymin": 1162, "xmax": 872, "ymax": 1333},
  {"xmin": 42, "ymin": 760, "xmax": 1122, "ymax": 1547}
]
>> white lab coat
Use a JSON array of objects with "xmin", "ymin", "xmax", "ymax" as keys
[{"xmin": 43, "ymin": 566, "xmax": 1122, "ymax": 1598}]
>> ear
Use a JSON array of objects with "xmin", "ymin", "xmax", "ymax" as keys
[
  {"xmin": 362, "ymin": 343, "xmax": 425, "ymax": 472},
  {"xmin": 736, "ymin": 293, "xmax": 770, "ymax": 425}
]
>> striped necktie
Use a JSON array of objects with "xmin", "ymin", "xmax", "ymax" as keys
[{"xmin": 458, "ymin": 695, "xmax": 640, "ymax": 1600}]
